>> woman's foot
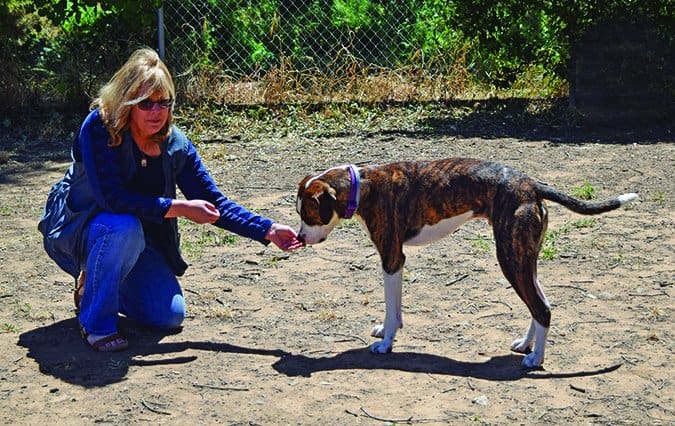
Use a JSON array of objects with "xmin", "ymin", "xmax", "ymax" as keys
[{"xmin": 86, "ymin": 333, "xmax": 129, "ymax": 352}]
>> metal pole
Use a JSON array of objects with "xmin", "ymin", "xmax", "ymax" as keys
[{"xmin": 157, "ymin": 5, "xmax": 165, "ymax": 60}]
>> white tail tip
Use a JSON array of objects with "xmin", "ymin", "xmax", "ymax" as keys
[{"xmin": 618, "ymin": 193, "xmax": 639, "ymax": 204}]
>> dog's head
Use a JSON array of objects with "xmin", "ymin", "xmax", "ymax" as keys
[{"xmin": 296, "ymin": 167, "xmax": 353, "ymax": 245}]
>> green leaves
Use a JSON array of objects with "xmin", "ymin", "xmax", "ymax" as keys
[{"xmin": 331, "ymin": 0, "xmax": 382, "ymax": 30}]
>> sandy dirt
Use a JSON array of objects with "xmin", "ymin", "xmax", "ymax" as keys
[{"xmin": 0, "ymin": 109, "xmax": 673, "ymax": 425}]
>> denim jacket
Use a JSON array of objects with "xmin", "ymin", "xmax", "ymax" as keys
[{"xmin": 38, "ymin": 109, "xmax": 272, "ymax": 278}]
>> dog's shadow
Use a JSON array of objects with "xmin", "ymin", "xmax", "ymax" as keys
[
  {"xmin": 271, "ymin": 349, "xmax": 621, "ymax": 380},
  {"xmin": 18, "ymin": 318, "xmax": 620, "ymax": 387}
]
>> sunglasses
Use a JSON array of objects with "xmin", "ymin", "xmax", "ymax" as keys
[{"xmin": 137, "ymin": 98, "xmax": 174, "ymax": 111}]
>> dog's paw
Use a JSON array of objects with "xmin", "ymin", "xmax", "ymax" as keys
[
  {"xmin": 370, "ymin": 340, "xmax": 393, "ymax": 354},
  {"xmin": 370, "ymin": 324, "xmax": 385, "ymax": 338},
  {"xmin": 521, "ymin": 351, "xmax": 544, "ymax": 369},
  {"xmin": 511, "ymin": 338, "xmax": 532, "ymax": 354}
]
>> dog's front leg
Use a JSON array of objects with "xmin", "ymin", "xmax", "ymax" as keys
[{"xmin": 370, "ymin": 268, "xmax": 403, "ymax": 353}]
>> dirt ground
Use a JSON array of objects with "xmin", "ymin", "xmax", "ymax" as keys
[{"xmin": 0, "ymin": 107, "xmax": 673, "ymax": 425}]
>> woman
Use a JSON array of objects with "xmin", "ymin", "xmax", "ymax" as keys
[{"xmin": 38, "ymin": 48, "xmax": 304, "ymax": 352}]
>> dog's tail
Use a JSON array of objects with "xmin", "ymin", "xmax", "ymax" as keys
[{"xmin": 537, "ymin": 184, "xmax": 638, "ymax": 215}]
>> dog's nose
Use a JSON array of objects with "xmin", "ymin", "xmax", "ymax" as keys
[{"xmin": 297, "ymin": 235, "xmax": 305, "ymax": 244}]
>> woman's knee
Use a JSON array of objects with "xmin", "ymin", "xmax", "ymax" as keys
[{"xmin": 154, "ymin": 294, "xmax": 186, "ymax": 329}]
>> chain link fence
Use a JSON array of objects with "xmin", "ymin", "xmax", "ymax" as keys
[
  {"xmin": 161, "ymin": 0, "xmax": 417, "ymax": 76},
  {"xmin": 158, "ymin": 1, "xmax": 470, "ymax": 104}
]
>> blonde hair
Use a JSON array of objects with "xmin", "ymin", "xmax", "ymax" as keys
[{"xmin": 91, "ymin": 48, "xmax": 176, "ymax": 147}]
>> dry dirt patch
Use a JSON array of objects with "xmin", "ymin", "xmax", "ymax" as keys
[{"xmin": 0, "ymin": 117, "xmax": 673, "ymax": 424}]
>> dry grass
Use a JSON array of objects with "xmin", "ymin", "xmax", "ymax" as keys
[{"xmin": 177, "ymin": 52, "xmax": 563, "ymax": 107}]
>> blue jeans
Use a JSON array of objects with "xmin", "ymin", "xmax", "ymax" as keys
[{"xmin": 78, "ymin": 212, "xmax": 186, "ymax": 336}]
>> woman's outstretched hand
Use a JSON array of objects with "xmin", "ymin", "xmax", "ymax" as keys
[
  {"xmin": 265, "ymin": 223, "xmax": 305, "ymax": 251},
  {"xmin": 167, "ymin": 201, "xmax": 304, "ymax": 250}
]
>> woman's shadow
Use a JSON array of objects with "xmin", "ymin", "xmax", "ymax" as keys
[
  {"xmin": 18, "ymin": 318, "xmax": 621, "ymax": 388},
  {"xmin": 17, "ymin": 317, "xmax": 288, "ymax": 388}
]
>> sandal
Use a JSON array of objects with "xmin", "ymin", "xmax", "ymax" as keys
[
  {"xmin": 86, "ymin": 333, "xmax": 129, "ymax": 352},
  {"xmin": 81, "ymin": 326, "xmax": 129, "ymax": 352},
  {"xmin": 73, "ymin": 271, "xmax": 85, "ymax": 311}
]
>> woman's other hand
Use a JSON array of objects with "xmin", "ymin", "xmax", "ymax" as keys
[{"xmin": 166, "ymin": 199, "xmax": 220, "ymax": 224}]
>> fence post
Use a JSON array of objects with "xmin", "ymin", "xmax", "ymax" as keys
[{"xmin": 157, "ymin": 6, "xmax": 165, "ymax": 60}]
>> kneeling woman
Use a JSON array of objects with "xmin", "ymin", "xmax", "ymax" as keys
[{"xmin": 39, "ymin": 48, "xmax": 303, "ymax": 352}]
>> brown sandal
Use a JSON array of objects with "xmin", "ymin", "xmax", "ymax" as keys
[{"xmin": 74, "ymin": 271, "xmax": 85, "ymax": 311}]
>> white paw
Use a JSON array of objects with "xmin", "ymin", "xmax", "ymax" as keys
[
  {"xmin": 371, "ymin": 324, "xmax": 385, "ymax": 338},
  {"xmin": 511, "ymin": 338, "xmax": 532, "ymax": 354},
  {"xmin": 521, "ymin": 351, "xmax": 544, "ymax": 368},
  {"xmin": 370, "ymin": 340, "xmax": 392, "ymax": 354}
]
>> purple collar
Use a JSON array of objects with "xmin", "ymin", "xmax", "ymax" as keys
[{"xmin": 344, "ymin": 164, "xmax": 360, "ymax": 218}]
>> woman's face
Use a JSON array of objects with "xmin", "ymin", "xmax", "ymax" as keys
[{"xmin": 129, "ymin": 94, "xmax": 172, "ymax": 143}]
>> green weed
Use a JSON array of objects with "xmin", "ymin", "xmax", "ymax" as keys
[
  {"xmin": 470, "ymin": 234, "xmax": 491, "ymax": 253},
  {"xmin": 572, "ymin": 218, "xmax": 597, "ymax": 229},
  {"xmin": 612, "ymin": 253, "xmax": 626, "ymax": 266},
  {"xmin": 541, "ymin": 242, "xmax": 558, "ymax": 261},
  {"xmin": 179, "ymin": 219, "xmax": 241, "ymax": 257},
  {"xmin": 542, "ymin": 218, "xmax": 598, "ymax": 260},
  {"xmin": 2, "ymin": 323, "xmax": 17, "ymax": 332},
  {"xmin": 541, "ymin": 223, "xmax": 574, "ymax": 260},
  {"xmin": 571, "ymin": 181, "xmax": 596, "ymax": 200},
  {"xmin": 222, "ymin": 234, "xmax": 239, "ymax": 246},
  {"xmin": 540, "ymin": 218, "xmax": 597, "ymax": 260}
]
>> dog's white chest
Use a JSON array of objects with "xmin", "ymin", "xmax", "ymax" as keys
[{"xmin": 404, "ymin": 211, "xmax": 474, "ymax": 246}]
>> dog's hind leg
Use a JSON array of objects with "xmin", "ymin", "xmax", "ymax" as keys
[
  {"xmin": 496, "ymin": 203, "xmax": 551, "ymax": 368},
  {"xmin": 370, "ymin": 268, "xmax": 403, "ymax": 353},
  {"xmin": 501, "ymin": 262, "xmax": 551, "ymax": 368},
  {"xmin": 512, "ymin": 318, "xmax": 536, "ymax": 354},
  {"xmin": 509, "ymin": 274, "xmax": 550, "ymax": 368}
]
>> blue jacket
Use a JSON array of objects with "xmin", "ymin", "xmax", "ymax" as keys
[{"xmin": 38, "ymin": 109, "xmax": 272, "ymax": 278}]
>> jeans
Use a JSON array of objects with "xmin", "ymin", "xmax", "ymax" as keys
[{"xmin": 78, "ymin": 212, "xmax": 186, "ymax": 336}]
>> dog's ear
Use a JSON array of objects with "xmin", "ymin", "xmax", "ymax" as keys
[
  {"xmin": 309, "ymin": 181, "xmax": 337, "ymax": 224},
  {"xmin": 299, "ymin": 179, "xmax": 338, "ymax": 224},
  {"xmin": 317, "ymin": 189, "xmax": 336, "ymax": 224}
]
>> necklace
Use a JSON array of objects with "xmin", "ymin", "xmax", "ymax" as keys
[{"xmin": 136, "ymin": 140, "xmax": 161, "ymax": 167}]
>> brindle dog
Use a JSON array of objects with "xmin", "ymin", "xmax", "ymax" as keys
[{"xmin": 296, "ymin": 158, "xmax": 637, "ymax": 367}]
